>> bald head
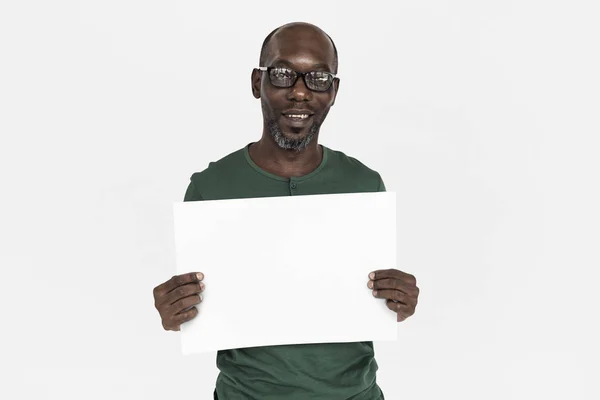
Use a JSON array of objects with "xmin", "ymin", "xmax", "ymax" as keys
[{"xmin": 259, "ymin": 22, "xmax": 338, "ymax": 74}]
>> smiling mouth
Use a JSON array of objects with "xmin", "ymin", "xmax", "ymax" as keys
[{"xmin": 283, "ymin": 113, "xmax": 311, "ymax": 120}]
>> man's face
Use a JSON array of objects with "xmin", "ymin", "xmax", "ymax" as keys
[{"xmin": 252, "ymin": 28, "xmax": 339, "ymax": 151}]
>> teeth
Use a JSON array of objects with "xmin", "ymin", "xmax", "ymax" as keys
[{"xmin": 287, "ymin": 114, "xmax": 309, "ymax": 119}]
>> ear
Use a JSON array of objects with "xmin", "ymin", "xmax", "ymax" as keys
[
  {"xmin": 330, "ymin": 78, "xmax": 340, "ymax": 107},
  {"xmin": 251, "ymin": 68, "xmax": 261, "ymax": 99}
]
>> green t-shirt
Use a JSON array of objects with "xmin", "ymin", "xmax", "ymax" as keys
[{"xmin": 184, "ymin": 143, "xmax": 387, "ymax": 400}]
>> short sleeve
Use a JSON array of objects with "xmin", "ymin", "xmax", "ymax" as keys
[
  {"xmin": 183, "ymin": 179, "xmax": 204, "ymax": 202},
  {"xmin": 377, "ymin": 174, "xmax": 387, "ymax": 192}
]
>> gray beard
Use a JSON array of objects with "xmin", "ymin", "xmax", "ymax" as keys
[{"xmin": 267, "ymin": 119, "xmax": 319, "ymax": 152}]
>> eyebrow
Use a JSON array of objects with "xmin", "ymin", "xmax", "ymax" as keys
[
  {"xmin": 311, "ymin": 63, "xmax": 330, "ymax": 70},
  {"xmin": 271, "ymin": 59, "xmax": 332, "ymax": 71}
]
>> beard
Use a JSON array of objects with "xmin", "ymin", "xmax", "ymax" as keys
[{"xmin": 266, "ymin": 118, "xmax": 320, "ymax": 152}]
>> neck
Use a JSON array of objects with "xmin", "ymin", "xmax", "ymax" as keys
[{"xmin": 249, "ymin": 131, "xmax": 323, "ymax": 179}]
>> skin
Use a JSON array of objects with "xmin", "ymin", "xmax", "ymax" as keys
[
  {"xmin": 153, "ymin": 22, "xmax": 419, "ymax": 330},
  {"xmin": 248, "ymin": 23, "xmax": 339, "ymax": 178},
  {"xmin": 154, "ymin": 272, "xmax": 204, "ymax": 331},
  {"xmin": 368, "ymin": 269, "xmax": 419, "ymax": 322}
]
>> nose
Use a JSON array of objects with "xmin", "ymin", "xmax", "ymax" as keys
[{"xmin": 287, "ymin": 75, "xmax": 312, "ymax": 102}]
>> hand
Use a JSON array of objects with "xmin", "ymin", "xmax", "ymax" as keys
[
  {"xmin": 367, "ymin": 269, "xmax": 419, "ymax": 322},
  {"xmin": 153, "ymin": 272, "xmax": 205, "ymax": 331}
]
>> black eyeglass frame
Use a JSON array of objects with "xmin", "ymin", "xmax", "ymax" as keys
[{"xmin": 257, "ymin": 66, "xmax": 338, "ymax": 92}]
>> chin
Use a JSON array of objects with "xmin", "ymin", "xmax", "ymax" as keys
[
  {"xmin": 282, "ymin": 129, "xmax": 309, "ymax": 139},
  {"xmin": 267, "ymin": 119, "xmax": 319, "ymax": 151}
]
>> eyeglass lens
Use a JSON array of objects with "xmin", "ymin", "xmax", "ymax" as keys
[{"xmin": 269, "ymin": 68, "xmax": 333, "ymax": 92}]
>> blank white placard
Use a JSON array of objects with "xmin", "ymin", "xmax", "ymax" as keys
[{"xmin": 173, "ymin": 192, "xmax": 397, "ymax": 354}]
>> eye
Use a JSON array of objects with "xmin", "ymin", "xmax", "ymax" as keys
[
  {"xmin": 312, "ymin": 72, "xmax": 330, "ymax": 82},
  {"xmin": 308, "ymin": 72, "xmax": 333, "ymax": 90},
  {"xmin": 272, "ymin": 68, "xmax": 294, "ymax": 79}
]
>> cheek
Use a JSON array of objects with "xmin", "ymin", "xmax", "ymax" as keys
[
  {"xmin": 260, "ymin": 97, "xmax": 281, "ymax": 120},
  {"xmin": 261, "ymin": 91, "xmax": 288, "ymax": 114},
  {"xmin": 315, "ymin": 97, "xmax": 334, "ymax": 117},
  {"xmin": 316, "ymin": 93, "xmax": 335, "ymax": 108}
]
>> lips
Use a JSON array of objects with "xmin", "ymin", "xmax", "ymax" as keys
[{"xmin": 281, "ymin": 109, "xmax": 314, "ymax": 127}]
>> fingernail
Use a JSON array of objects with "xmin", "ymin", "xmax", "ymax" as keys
[
  {"xmin": 199, "ymin": 295, "xmax": 203, "ymax": 301},
  {"xmin": 369, "ymin": 272, "xmax": 375, "ymax": 279},
  {"xmin": 367, "ymin": 281, "xmax": 373, "ymax": 289},
  {"xmin": 373, "ymin": 290, "xmax": 378, "ymax": 296},
  {"xmin": 200, "ymin": 283, "xmax": 205, "ymax": 290},
  {"xmin": 197, "ymin": 272, "xmax": 204, "ymax": 280}
]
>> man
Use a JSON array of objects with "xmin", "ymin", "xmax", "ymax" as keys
[{"xmin": 153, "ymin": 22, "xmax": 419, "ymax": 399}]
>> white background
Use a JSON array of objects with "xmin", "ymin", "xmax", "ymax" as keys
[{"xmin": 1, "ymin": 1, "xmax": 599, "ymax": 399}]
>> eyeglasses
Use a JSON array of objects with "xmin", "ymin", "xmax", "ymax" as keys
[{"xmin": 258, "ymin": 67, "xmax": 337, "ymax": 92}]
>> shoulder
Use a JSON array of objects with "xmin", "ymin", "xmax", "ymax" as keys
[
  {"xmin": 183, "ymin": 146, "xmax": 248, "ymax": 201},
  {"xmin": 324, "ymin": 146, "xmax": 386, "ymax": 192},
  {"xmin": 325, "ymin": 146, "xmax": 383, "ymax": 178},
  {"xmin": 189, "ymin": 146, "xmax": 247, "ymax": 186}
]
